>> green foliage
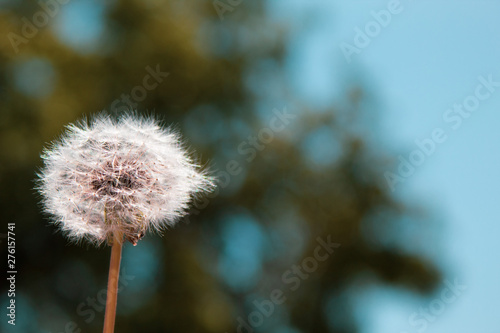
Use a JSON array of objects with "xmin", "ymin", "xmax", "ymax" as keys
[{"xmin": 0, "ymin": 0, "xmax": 439, "ymax": 332}]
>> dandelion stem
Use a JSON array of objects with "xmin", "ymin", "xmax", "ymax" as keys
[{"xmin": 103, "ymin": 231, "xmax": 123, "ymax": 333}]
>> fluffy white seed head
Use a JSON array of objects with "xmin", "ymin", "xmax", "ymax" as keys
[{"xmin": 37, "ymin": 113, "xmax": 214, "ymax": 246}]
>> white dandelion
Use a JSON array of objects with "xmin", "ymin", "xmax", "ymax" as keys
[
  {"xmin": 37, "ymin": 113, "xmax": 214, "ymax": 246},
  {"xmin": 37, "ymin": 113, "xmax": 214, "ymax": 333}
]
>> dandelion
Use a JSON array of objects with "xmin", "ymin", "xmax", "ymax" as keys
[{"xmin": 37, "ymin": 113, "xmax": 214, "ymax": 332}]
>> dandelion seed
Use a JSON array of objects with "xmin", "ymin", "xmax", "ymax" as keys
[{"xmin": 37, "ymin": 112, "xmax": 214, "ymax": 246}]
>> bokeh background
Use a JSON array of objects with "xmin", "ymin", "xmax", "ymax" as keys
[{"xmin": 1, "ymin": 0, "xmax": 499, "ymax": 332}]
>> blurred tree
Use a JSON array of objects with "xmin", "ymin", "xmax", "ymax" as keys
[{"xmin": 0, "ymin": 0, "xmax": 439, "ymax": 332}]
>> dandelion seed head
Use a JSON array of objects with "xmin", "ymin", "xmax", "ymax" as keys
[{"xmin": 37, "ymin": 113, "xmax": 214, "ymax": 246}]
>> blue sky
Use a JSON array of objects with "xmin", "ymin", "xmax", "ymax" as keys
[{"xmin": 266, "ymin": 0, "xmax": 500, "ymax": 332}]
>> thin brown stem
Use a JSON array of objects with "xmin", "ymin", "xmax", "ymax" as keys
[{"xmin": 103, "ymin": 232, "xmax": 123, "ymax": 333}]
